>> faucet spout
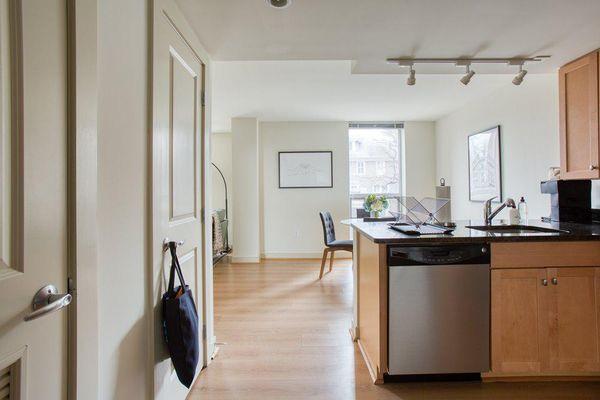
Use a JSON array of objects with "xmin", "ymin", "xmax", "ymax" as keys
[{"xmin": 484, "ymin": 197, "xmax": 516, "ymax": 225}]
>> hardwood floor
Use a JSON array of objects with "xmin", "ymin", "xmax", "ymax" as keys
[{"xmin": 189, "ymin": 259, "xmax": 600, "ymax": 400}]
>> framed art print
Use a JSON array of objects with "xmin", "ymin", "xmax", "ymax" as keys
[
  {"xmin": 278, "ymin": 151, "xmax": 333, "ymax": 189},
  {"xmin": 468, "ymin": 126, "xmax": 502, "ymax": 202}
]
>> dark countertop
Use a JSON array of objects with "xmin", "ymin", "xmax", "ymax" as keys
[{"xmin": 349, "ymin": 219, "xmax": 600, "ymax": 245}]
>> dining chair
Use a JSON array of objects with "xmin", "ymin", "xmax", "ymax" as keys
[{"xmin": 318, "ymin": 211, "xmax": 353, "ymax": 279}]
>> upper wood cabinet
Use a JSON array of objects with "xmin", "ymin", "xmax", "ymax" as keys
[{"xmin": 559, "ymin": 51, "xmax": 600, "ymax": 179}]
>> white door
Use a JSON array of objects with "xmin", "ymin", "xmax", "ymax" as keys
[
  {"xmin": 152, "ymin": 2, "xmax": 205, "ymax": 398},
  {"xmin": 0, "ymin": 1, "xmax": 70, "ymax": 399}
]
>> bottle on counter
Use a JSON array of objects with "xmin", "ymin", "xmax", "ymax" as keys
[
  {"xmin": 518, "ymin": 197, "xmax": 528, "ymax": 223},
  {"xmin": 509, "ymin": 207, "xmax": 520, "ymax": 224}
]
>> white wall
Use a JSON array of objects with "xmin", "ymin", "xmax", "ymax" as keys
[
  {"xmin": 260, "ymin": 122, "xmax": 350, "ymax": 258},
  {"xmin": 404, "ymin": 122, "xmax": 437, "ymax": 199},
  {"xmin": 435, "ymin": 75, "xmax": 559, "ymax": 221},
  {"xmin": 211, "ymin": 133, "xmax": 233, "ymax": 245},
  {"xmin": 97, "ymin": 0, "xmax": 148, "ymax": 399},
  {"xmin": 231, "ymin": 118, "xmax": 260, "ymax": 262}
]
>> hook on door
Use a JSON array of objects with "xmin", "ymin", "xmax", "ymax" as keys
[{"xmin": 163, "ymin": 238, "xmax": 185, "ymax": 252}]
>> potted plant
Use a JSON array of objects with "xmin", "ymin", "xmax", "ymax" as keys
[{"xmin": 363, "ymin": 194, "xmax": 389, "ymax": 218}]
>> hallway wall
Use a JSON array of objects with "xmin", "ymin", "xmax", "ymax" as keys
[{"xmin": 97, "ymin": 1, "xmax": 148, "ymax": 399}]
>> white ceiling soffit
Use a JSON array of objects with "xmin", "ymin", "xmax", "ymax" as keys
[
  {"xmin": 176, "ymin": 0, "xmax": 600, "ymax": 73},
  {"xmin": 211, "ymin": 60, "xmax": 547, "ymax": 133}
]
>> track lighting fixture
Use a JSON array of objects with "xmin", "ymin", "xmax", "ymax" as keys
[
  {"xmin": 512, "ymin": 65, "xmax": 528, "ymax": 85},
  {"xmin": 387, "ymin": 56, "xmax": 549, "ymax": 86},
  {"xmin": 460, "ymin": 64, "xmax": 475, "ymax": 85},
  {"xmin": 406, "ymin": 65, "xmax": 416, "ymax": 86}
]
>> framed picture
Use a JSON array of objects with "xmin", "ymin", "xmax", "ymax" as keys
[
  {"xmin": 468, "ymin": 126, "xmax": 502, "ymax": 202},
  {"xmin": 278, "ymin": 151, "xmax": 333, "ymax": 189}
]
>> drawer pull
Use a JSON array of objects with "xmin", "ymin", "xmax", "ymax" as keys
[
  {"xmin": 551, "ymin": 277, "xmax": 558, "ymax": 285},
  {"xmin": 541, "ymin": 278, "xmax": 548, "ymax": 286}
]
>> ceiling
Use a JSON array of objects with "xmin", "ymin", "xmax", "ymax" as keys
[
  {"xmin": 177, "ymin": 0, "xmax": 599, "ymax": 132},
  {"xmin": 176, "ymin": 0, "xmax": 600, "ymax": 73},
  {"xmin": 211, "ymin": 61, "xmax": 549, "ymax": 132}
]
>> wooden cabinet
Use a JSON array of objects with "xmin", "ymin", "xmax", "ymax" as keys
[
  {"xmin": 491, "ymin": 266, "xmax": 600, "ymax": 375},
  {"xmin": 559, "ymin": 51, "xmax": 600, "ymax": 179},
  {"xmin": 491, "ymin": 268, "xmax": 550, "ymax": 373},
  {"xmin": 548, "ymin": 267, "xmax": 600, "ymax": 372}
]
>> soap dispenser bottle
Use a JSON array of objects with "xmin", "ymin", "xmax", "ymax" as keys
[{"xmin": 518, "ymin": 197, "xmax": 528, "ymax": 223}]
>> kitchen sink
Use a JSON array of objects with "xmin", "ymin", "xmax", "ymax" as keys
[{"xmin": 466, "ymin": 225, "xmax": 569, "ymax": 234}]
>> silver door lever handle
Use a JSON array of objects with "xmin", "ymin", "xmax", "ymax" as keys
[{"xmin": 24, "ymin": 285, "xmax": 72, "ymax": 322}]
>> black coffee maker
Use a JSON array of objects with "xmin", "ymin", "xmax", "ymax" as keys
[{"xmin": 540, "ymin": 180, "xmax": 592, "ymax": 223}]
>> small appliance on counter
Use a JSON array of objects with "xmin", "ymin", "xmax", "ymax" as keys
[{"xmin": 540, "ymin": 179, "xmax": 591, "ymax": 223}]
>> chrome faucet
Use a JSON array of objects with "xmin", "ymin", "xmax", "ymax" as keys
[{"xmin": 484, "ymin": 197, "xmax": 516, "ymax": 225}]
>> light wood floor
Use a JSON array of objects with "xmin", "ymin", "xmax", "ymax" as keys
[{"xmin": 189, "ymin": 259, "xmax": 600, "ymax": 400}]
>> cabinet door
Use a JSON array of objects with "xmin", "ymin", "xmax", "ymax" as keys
[
  {"xmin": 547, "ymin": 267, "xmax": 600, "ymax": 372},
  {"xmin": 491, "ymin": 269, "xmax": 551, "ymax": 373},
  {"xmin": 559, "ymin": 51, "xmax": 600, "ymax": 179}
]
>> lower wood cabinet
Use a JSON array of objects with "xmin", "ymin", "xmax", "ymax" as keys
[{"xmin": 491, "ymin": 267, "xmax": 600, "ymax": 374}]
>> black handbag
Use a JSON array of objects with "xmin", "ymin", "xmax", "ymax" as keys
[{"xmin": 162, "ymin": 241, "xmax": 199, "ymax": 388}]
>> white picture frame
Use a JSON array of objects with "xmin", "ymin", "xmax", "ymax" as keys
[
  {"xmin": 278, "ymin": 151, "xmax": 333, "ymax": 189},
  {"xmin": 468, "ymin": 126, "xmax": 502, "ymax": 202}
]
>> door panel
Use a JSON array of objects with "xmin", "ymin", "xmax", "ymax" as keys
[
  {"xmin": 559, "ymin": 52, "xmax": 600, "ymax": 179},
  {"xmin": 548, "ymin": 267, "xmax": 600, "ymax": 371},
  {"xmin": 153, "ymin": 3, "xmax": 205, "ymax": 399},
  {"xmin": 0, "ymin": 1, "xmax": 69, "ymax": 399},
  {"xmin": 491, "ymin": 268, "xmax": 549, "ymax": 373},
  {"xmin": 170, "ymin": 48, "xmax": 197, "ymax": 221}
]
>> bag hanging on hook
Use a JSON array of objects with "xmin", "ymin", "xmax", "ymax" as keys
[{"xmin": 162, "ymin": 241, "xmax": 199, "ymax": 388}]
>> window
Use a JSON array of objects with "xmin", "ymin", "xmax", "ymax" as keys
[
  {"xmin": 356, "ymin": 161, "xmax": 365, "ymax": 176},
  {"xmin": 348, "ymin": 123, "xmax": 403, "ymax": 217},
  {"xmin": 373, "ymin": 184, "xmax": 385, "ymax": 193}
]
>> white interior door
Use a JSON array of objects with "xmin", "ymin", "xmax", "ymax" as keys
[
  {"xmin": 0, "ymin": 0, "xmax": 70, "ymax": 398},
  {"xmin": 152, "ymin": 3, "xmax": 205, "ymax": 398}
]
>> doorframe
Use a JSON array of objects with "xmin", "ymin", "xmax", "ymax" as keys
[
  {"xmin": 148, "ymin": 0, "xmax": 214, "ymax": 395},
  {"xmin": 65, "ymin": 0, "xmax": 99, "ymax": 398}
]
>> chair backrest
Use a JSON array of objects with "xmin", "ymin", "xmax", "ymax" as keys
[{"xmin": 319, "ymin": 211, "xmax": 336, "ymax": 246}]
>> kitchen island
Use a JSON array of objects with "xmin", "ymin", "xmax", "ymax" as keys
[{"xmin": 348, "ymin": 219, "xmax": 600, "ymax": 383}]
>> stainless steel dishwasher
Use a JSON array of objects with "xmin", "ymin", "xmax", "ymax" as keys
[{"xmin": 388, "ymin": 244, "xmax": 490, "ymax": 376}]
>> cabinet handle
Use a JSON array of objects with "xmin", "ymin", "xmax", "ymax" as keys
[
  {"xmin": 541, "ymin": 278, "xmax": 548, "ymax": 286},
  {"xmin": 590, "ymin": 165, "xmax": 598, "ymax": 171},
  {"xmin": 551, "ymin": 277, "xmax": 558, "ymax": 285}
]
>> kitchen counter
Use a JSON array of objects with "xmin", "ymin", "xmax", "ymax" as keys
[
  {"xmin": 349, "ymin": 219, "xmax": 600, "ymax": 244},
  {"xmin": 349, "ymin": 218, "xmax": 600, "ymax": 384}
]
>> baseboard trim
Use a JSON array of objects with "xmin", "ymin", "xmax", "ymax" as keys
[
  {"xmin": 230, "ymin": 256, "xmax": 260, "ymax": 263},
  {"xmin": 261, "ymin": 252, "xmax": 352, "ymax": 259}
]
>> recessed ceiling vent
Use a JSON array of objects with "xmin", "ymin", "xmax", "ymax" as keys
[{"xmin": 267, "ymin": 0, "xmax": 292, "ymax": 9}]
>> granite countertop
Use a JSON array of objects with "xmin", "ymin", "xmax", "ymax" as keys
[{"xmin": 349, "ymin": 219, "xmax": 600, "ymax": 244}]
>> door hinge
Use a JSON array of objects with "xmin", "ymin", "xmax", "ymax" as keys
[
  {"xmin": 202, "ymin": 323, "xmax": 207, "ymax": 340},
  {"xmin": 201, "ymin": 207, "xmax": 205, "ymax": 224},
  {"xmin": 201, "ymin": 91, "xmax": 206, "ymax": 107}
]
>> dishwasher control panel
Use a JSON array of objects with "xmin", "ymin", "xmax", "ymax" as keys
[{"xmin": 388, "ymin": 244, "xmax": 490, "ymax": 266}]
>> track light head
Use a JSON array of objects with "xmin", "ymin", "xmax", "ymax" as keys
[
  {"xmin": 460, "ymin": 65, "xmax": 475, "ymax": 85},
  {"xmin": 407, "ymin": 66, "xmax": 416, "ymax": 86},
  {"xmin": 512, "ymin": 65, "xmax": 528, "ymax": 85}
]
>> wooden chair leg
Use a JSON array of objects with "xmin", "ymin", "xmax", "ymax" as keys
[
  {"xmin": 319, "ymin": 248, "xmax": 328, "ymax": 279},
  {"xmin": 329, "ymin": 250, "xmax": 335, "ymax": 272}
]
